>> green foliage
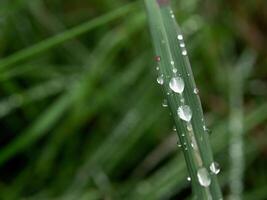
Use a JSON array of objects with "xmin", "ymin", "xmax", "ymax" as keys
[{"xmin": 0, "ymin": 0, "xmax": 266, "ymax": 199}]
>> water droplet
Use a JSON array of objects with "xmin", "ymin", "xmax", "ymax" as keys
[
  {"xmin": 177, "ymin": 105, "xmax": 192, "ymax": 122},
  {"xmin": 157, "ymin": 76, "xmax": 164, "ymax": 85},
  {"xmin": 171, "ymin": 14, "xmax": 175, "ymax": 18},
  {"xmin": 156, "ymin": 66, "xmax": 159, "ymax": 71},
  {"xmin": 182, "ymin": 133, "xmax": 185, "ymax": 137},
  {"xmin": 180, "ymin": 98, "xmax": 185, "ymax": 103},
  {"xmin": 169, "ymin": 77, "xmax": 184, "ymax": 94},
  {"xmin": 155, "ymin": 56, "xmax": 161, "ymax": 62},
  {"xmin": 182, "ymin": 50, "xmax": 187, "ymax": 55},
  {"xmin": 177, "ymin": 34, "xmax": 183, "ymax": 40},
  {"xmin": 190, "ymin": 136, "xmax": 198, "ymax": 150},
  {"xmin": 203, "ymin": 125, "xmax": 212, "ymax": 134},
  {"xmin": 210, "ymin": 162, "xmax": 220, "ymax": 174},
  {"xmin": 186, "ymin": 123, "xmax": 193, "ymax": 131},
  {"xmin": 172, "ymin": 68, "xmax": 177, "ymax": 73},
  {"xmin": 187, "ymin": 177, "xmax": 191, "ymax": 181},
  {"xmin": 170, "ymin": 61, "xmax": 174, "ymax": 65},
  {"xmin": 180, "ymin": 43, "xmax": 185, "ymax": 47},
  {"xmin": 193, "ymin": 88, "xmax": 199, "ymax": 94},
  {"xmin": 162, "ymin": 99, "xmax": 168, "ymax": 107},
  {"xmin": 197, "ymin": 167, "xmax": 211, "ymax": 187}
]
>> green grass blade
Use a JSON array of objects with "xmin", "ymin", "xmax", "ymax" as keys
[{"xmin": 144, "ymin": 0, "xmax": 222, "ymax": 198}]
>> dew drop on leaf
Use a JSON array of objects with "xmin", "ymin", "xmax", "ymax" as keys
[
  {"xmin": 169, "ymin": 77, "xmax": 184, "ymax": 93},
  {"xmin": 162, "ymin": 99, "xmax": 168, "ymax": 107},
  {"xmin": 177, "ymin": 105, "xmax": 192, "ymax": 122},
  {"xmin": 177, "ymin": 34, "xmax": 183, "ymax": 40},
  {"xmin": 157, "ymin": 75, "xmax": 164, "ymax": 85},
  {"xmin": 182, "ymin": 50, "xmax": 187, "ymax": 55},
  {"xmin": 197, "ymin": 167, "xmax": 211, "ymax": 187},
  {"xmin": 210, "ymin": 162, "xmax": 220, "ymax": 174}
]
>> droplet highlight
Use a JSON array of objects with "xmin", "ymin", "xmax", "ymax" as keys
[
  {"xmin": 177, "ymin": 34, "xmax": 183, "ymax": 40},
  {"xmin": 157, "ymin": 76, "xmax": 164, "ymax": 85},
  {"xmin": 169, "ymin": 77, "xmax": 184, "ymax": 94},
  {"xmin": 177, "ymin": 105, "xmax": 192, "ymax": 122},
  {"xmin": 210, "ymin": 162, "xmax": 220, "ymax": 175},
  {"xmin": 197, "ymin": 167, "xmax": 211, "ymax": 187},
  {"xmin": 182, "ymin": 50, "xmax": 187, "ymax": 55}
]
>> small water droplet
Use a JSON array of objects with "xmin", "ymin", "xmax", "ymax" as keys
[
  {"xmin": 170, "ymin": 61, "xmax": 174, "ymax": 65},
  {"xmin": 171, "ymin": 14, "xmax": 175, "ymax": 18},
  {"xmin": 203, "ymin": 125, "xmax": 212, "ymax": 134},
  {"xmin": 177, "ymin": 105, "xmax": 192, "ymax": 122},
  {"xmin": 190, "ymin": 136, "xmax": 198, "ymax": 150},
  {"xmin": 177, "ymin": 34, "xmax": 183, "ymax": 40},
  {"xmin": 193, "ymin": 88, "xmax": 199, "ymax": 94},
  {"xmin": 156, "ymin": 66, "xmax": 159, "ymax": 71},
  {"xmin": 169, "ymin": 77, "xmax": 185, "ymax": 94},
  {"xmin": 182, "ymin": 133, "xmax": 185, "ymax": 137},
  {"xmin": 210, "ymin": 162, "xmax": 220, "ymax": 174},
  {"xmin": 155, "ymin": 56, "xmax": 161, "ymax": 62},
  {"xmin": 187, "ymin": 177, "xmax": 191, "ymax": 181},
  {"xmin": 180, "ymin": 98, "xmax": 185, "ymax": 103},
  {"xmin": 180, "ymin": 43, "xmax": 185, "ymax": 47},
  {"xmin": 186, "ymin": 123, "xmax": 193, "ymax": 131},
  {"xmin": 197, "ymin": 167, "xmax": 211, "ymax": 187},
  {"xmin": 172, "ymin": 68, "xmax": 177, "ymax": 73},
  {"xmin": 182, "ymin": 50, "xmax": 187, "ymax": 55},
  {"xmin": 173, "ymin": 126, "xmax": 177, "ymax": 131},
  {"xmin": 162, "ymin": 99, "xmax": 168, "ymax": 107},
  {"xmin": 157, "ymin": 75, "xmax": 164, "ymax": 85}
]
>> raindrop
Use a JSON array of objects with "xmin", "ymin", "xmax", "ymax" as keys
[
  {"xmin": 197, "ymin": 167, "xmax": 211, "ymax": 187},
  {"xmin": 187, "ymin": 177, "xmax": 191, "ymax": 181},
  {"xmin": 182, "ymin": 50, "xmax": 187, "ymax": 55},
  {"xmin": 162, "ymin": 99, "xmax": 168, "ymax": 107},
  {"xmin": 210, "ymin": 162, "xmax": 220, "ymax": 175},
  {"xmin": 193, "ymin": 88, "xmax": 199, "ymax": 94},
  {"xmin": 186, "ymin": 123, "xmax": 193, "ymax": 131},
  {"xmin": 171, "ymin": 14, "xmax": 175, "ymax": 18},
  {"xmin": 156, "ymin": 66, "xmax": 159, "ymax": 71},
  {"xmin": 155, "ymin": 55, "xmax": 161, "ymax": 62},
  {"xmin": 170, "ymin": 61, "xmax": 174, "ymax": 65},
  {"xmin": 172, "ymin": 68, "xmax": 177, "ymax": 73},
  {"xmin": 177, "ymin": 34, "xmax": 183, "ymax": 40},
  {"xmin": 169, "ymin": 77, "xmax": 184, "ymax": 94},
  {"xmin": 157, "ymin": 75, "xmax": 164, "ymax": 85},
  {"xmin": 177, "ymin": 105, "xmax": 192, "ymax": 122},
  {"xmin": 180, "ymin": 43, "xmax": 185, "ymax": 48},
  {"xmin": 173, "ymin": 126, "xmax": 177, "ymax": 131}
]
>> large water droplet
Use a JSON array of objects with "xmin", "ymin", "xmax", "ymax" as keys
[
  {"xmin": 157, "ymin": 76, "xmax": 164, "ymax": 85},
  {"xmin": 197, "ymin": 167, "xmax": 211, "ymax": 187},
  {"xmin": 177, "ymin": 34, "xmax": 183, "ymax": 40},
  {"xmin": 182, "ymin": 50, "xmax": 187, "ymax": 55},
  {"xmin": 169, "ymin": 77, "xmax": 184, "ymax": 94},
  {"xmin": 162, "ymin": 99, "xmax": 168, "ymax": 107},
  {"xmin": 177, "ymin": 105, "xmax": 192, "ymax": 122},
  {"xmin": 210, "ymin": 162, "xmax": 220, "ymax": 174}
]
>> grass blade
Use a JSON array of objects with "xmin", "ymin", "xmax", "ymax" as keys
[{"xmin": 144, "ymin": 0, "xmax": 222, "ymax": 198}]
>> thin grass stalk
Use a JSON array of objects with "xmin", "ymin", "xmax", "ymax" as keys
[
  {"xmin": 228, "ymin": 50, "xmax": 255, "ymax": 200},
  {"xmin": 144, "ymin": 0, "xmax": 222, "ymax": 198}
]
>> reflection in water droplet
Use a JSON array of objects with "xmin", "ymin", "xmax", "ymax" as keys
[
  {"xmin": 210, "ymin": 162, "xmax": 220, "ymax": 174},
  {"xmin": 177, "ymin": 105, "xmax": 192, "ymax": 122},
  {"xmin": 157, "ymin": 76, "xmax": 164, "ymax": 85},
  {"xmin": 169, "ymin": 77, "xmax": 184, "ymax": 94},
  {"xmin": 197, "ymin": 168, "xmax": 211, "ymax": 187}
]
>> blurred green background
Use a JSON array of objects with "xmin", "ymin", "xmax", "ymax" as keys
[{"xmin": 0, "ymin": 0, "xmax": 266, "ymax": 199}]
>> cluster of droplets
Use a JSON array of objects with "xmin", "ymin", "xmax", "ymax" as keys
[{"xmin": 177, "ymin": 34, "xmax": 187, "ymax": 56}]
